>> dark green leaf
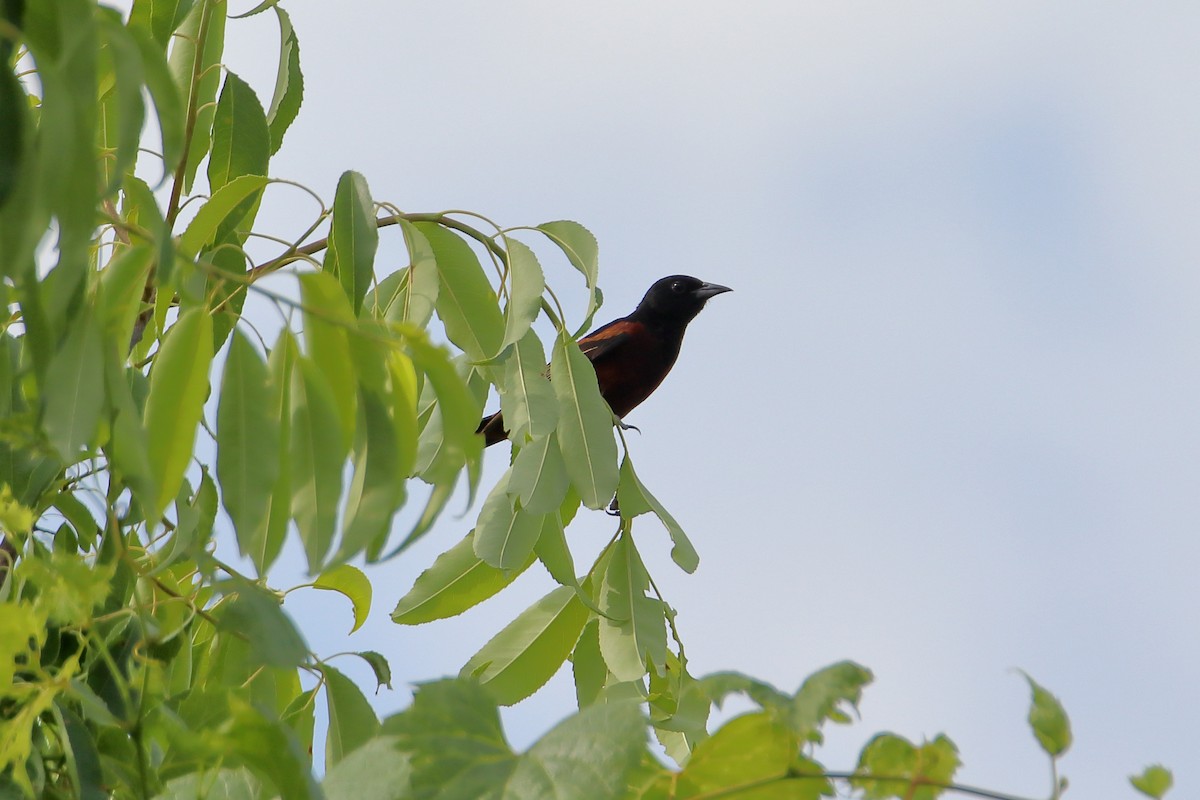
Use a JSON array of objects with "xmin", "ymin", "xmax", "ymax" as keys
[
  {"xmin": 266, "ymin": 7, "xmax": 303, "ymax": 154},
  {"xmin": 253, "ymin": 329, "xmax": 298, "ymax": 574},
  {"xmin": 323, "ymin": 171, "xmax": 378, "ymax": 314},
  {"xmin": 0, "ymin": 40, "xmax": 26, "ymax": 211},
  {"xmin": 338, "ymin": 387, "xmax": 406, "ymax": 562},
  {"xmin": 354, "ymin": 651, "xmax": 393, "ymax": 692},
  {"xmin": 57, "ymin": 705, "xmax": 104, "ymax": 800},
  {"xmin": 391, "ymin": 531, "xmax": 534, "ymax": 625},
  {"xmin": 313, "ymin": 564, "xmax": 372, "ymax": 634},
  {"xmin": 42, "ymin": 306, "xmax": 104, "ymax": 459},
  {"xmin": 144, "ymin": 308, "xmax": 214, "ymax": 521},
  {"xmin": 321, "ymin": 663, "xmax": 380, "ymax": 770},
  {"xmin": 208, "ymin": 71, "xmax": 269, "ymax": 192},
  {"xmin": 1021, "ymin": 671, "xmax": 1072, "ymax": 757},
  {"xmin": 290, "ymin": 357, "xmax": 347, "ymax": 574},
  {"xmin": 217, "ymin": 330, "xmax": 280, "ymax": 559},
  {"xmin": 552, "ymin": 331, "xmax": 618, "ymax": 509},
  {"xmin": 415, "ymin": 221, "xmax": 503, "ymax": 362},
  {"xmin": 217, "ymin": 584, "xmax": 308, "ymax": 669},
  {"xmin": 1131, "ymin": 765, "xmax": 1174, "ymax": 799},
  {"xmin": 462, "ymin": 584, "xmax": 589, "ymax": 706}
]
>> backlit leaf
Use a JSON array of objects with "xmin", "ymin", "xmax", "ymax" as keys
[
  {"xmin": 290, "ymin": 357, "xmax": 347, "ymax": 574},
  {"xmin": 473, "ymin": 470, "xmax": 543, "ymax": 571},
  {"xmin": 299, "ymin": 271, "xmax": 357, "ymax": 450},
  {"xmin": 415, "ymin": 221, "xmax": 503, "ymax": 362},
  {"xmin": 598, "ymin": 534, "xmax": 666, "ymax": 682},
  {"xmin": 616, "ymin": 454, "xmax": 698, "ymax": 573},
  {"xmin": 43, "ymin": 306, "xmax": 104, "ymax": 460},
  {"xmin": 1021, "ymin": 672, "xmax": 1072, "ymax": 757},
  {"xmin": 552, "ymin": 331, "xmax": 618, "ymax": 510},
  {"xmin": 323, "ymin": 171, "xmax": 378, "ymax": 314},
  {"xmin": 499, "ymin": 329, "xmax": 557, "ymax": 444},
  {"xmin": 675, "ymin": 713, "xmax": 795, "ymax": 798},
  {"xmin": 499, "ymin": 236, "xmax": 544, "ymax": 349},
  {"xmin": 178, "ymin": 175, "xmax": 269, "ymax": 259},
  {"xmin": 320, "ymin": 664, "xmax": 380, "ymax": 770},
  {"xmin": 1131, "ymin": 765, "xmax": 1174, "ymax": 799},
  {"xmin": 313, "ymin": 565, "xmax": 372, "ymax": 634}
]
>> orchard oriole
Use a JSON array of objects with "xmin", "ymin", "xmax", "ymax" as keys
[{"xmin": 478, "ymin": 275, "xmax": 732, "ymax": 446}]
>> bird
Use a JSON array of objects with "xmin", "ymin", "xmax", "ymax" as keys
[{"xmin": 478, "ymin": 275, "xmax": 732, "ymax": 446}]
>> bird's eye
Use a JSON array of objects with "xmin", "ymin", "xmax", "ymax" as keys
[{"xmin": 670, "ymin": 281, "xmax": 685, "ymax": 293}]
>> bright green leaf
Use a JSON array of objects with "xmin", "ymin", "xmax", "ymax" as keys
[
  {"xmin": 313, "ymin": 565, "xmax": 372, "ymax": 634},
  {"xmin": 676, "ymin": 713, "xmax": 794, "ymax": 797},
  {"xmin": 391, "ymin": 531, "xmax": 535, "ymax": 625},
  {"xmin": 178, "ymin": 175, "xmax": 269, "ymax": 259},
  {"xmin": 321, "ymin": 664, "xmax": 380, "ymax": 770},
  {"xmin": 616, "ymin": 454, "xmax": 698, "ymax": 573},
  {"xmin": 552, "ymin": 331, "xmax": 618, "ymax": 510},
  {"xmin": 254, "ymin": 329, "xmax": 298, "ymax": 574},
  {"xmin": 266, "ymin": 7, "xmax": 303, "ymax": 154},
  {"xmin": 462, "ymin": 585, "xmax": 589, "ymax": 706},
  {"xmin": 42, "ymin": 306, "xmax": 104, "ymax": 460},
  {"xmin": 498, "ymin": 329, "xmax": 557, "ymax": 444},
  {"xmin": 533, "ymin": 513, "xmax": 576, "ymax": 589},
  {"xmin": 144, "ymin": 308, "xmax": 214, "ymax": 521},
  {"xmin": 598, "ymin": 534, "xmax": 666, "ymax": 682},
  {"xmin": 415, "ymin": 221, "xmax": 503, "ymax": 362},
  {"xmin": 499, "ymin": 236, "xmax": 544, "ymax": 349},
  {"xmin": 474, "ymin": 470, "xmax": 543, "ymax": 571},
  {"xmin": 323, "ymin": 170, "xmax": 378, "ymax": 314},
  {"xmin": 536, "ymin": 220, "xmax": 600, "ymax": 327},
  {"xmin": 1131, "ymin": 765, "xmax": 1174, "ymax": 799},
  {"xmin": 290, "ymin": 357, "xmax": 347, "ymax": 574},
  {"xmin": 509, "ymin": 433, "xmax": 569, "ymax": 514},
  {"xmin": 1021, "ymin": 671, "xmax": 1072, "ymax": 757},
  {"xmin": 299, "ymin": 271, "xmax": 358, "ymax": 450}
]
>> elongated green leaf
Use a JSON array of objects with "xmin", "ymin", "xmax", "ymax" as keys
[
  {"xmin": 218, "ymin": 584, "xmax": 308, "ymax": 669},
  {"xmin": 509, "ymin": 432, "xmax": 569, "ymax": 514},
  {"xmin": 338, "ymin": 389, "xmax": 405, "ymax": 562},
  {"xmin": 290, "ymin": 357, "xmax": 347, "ymax": 574},
  {"xmin": 121, "ymin": 176, "xmax": 174, "ymax": 293},
  {"xmin": 178, "ymin": 175, "xmax": 269, "ymax": 258},
  {"xmin": 598, "ymin": 534, "xmax": 666, "ymax": 682},
  {"xmin": 314, "ymin": 564, "xmax": 372, "ymax": 634},
  {"xmin": 407, "ymin": 335, "xmax": 482, "ymax": 483},
  {"xmin": 167, "ymin": 0, "xmax": 226, "ymax": 193},
  {"xmin": 391, "ymin": 531, "xmax": 534, "ymax": 625},
  {"xmin": 96, "ymin": 12, "xmax": 146, "ymax": 195},
  {"xmin": 266, "ymin": 7, "xmax": 303, "ymax": 154},
  {"xmin": 499, "ymin": 329, "xmax": 557, "ymax": 444},
  {"xmin": 249, "ymin": 329, "xmax": 297, "ymax": 574},
  {"xmin": 98, "ymin": 244, "xmax": 153, "ymax": 348},
  {"xmin": 616, "ymin": 454, "xmax": 699, "ymax": 573},
  {"xmin": 323, "ymin": 171, "xmax": 378, "ymax": 314},
  {"xmin": 208, "ymin": 71, "xmax": 269, "ymax": 192},
  {"xmin": 129, "ymin": 0, "xmax": 195, "ymax": 49},
  {"xmin": 1021, "ymin": 672, "xmax": 1072, "ymax": 757},
  {"xmin": 572, "ymin": 619, "xmax": 606, "ymax": 708},
  {"xmin": 298, "ymin": 271, "xmax": 357, "ymax": 450},
  {"xmin": 43, "ymin": 307, "xmax": 104, "ymax": 460},
  {"xmin": 473, "ymin": 471, "xmax": 543, "ymax": 571},
  {"xmin": 462, "ymin": 584, "xmax": 589, "ymax": 705},
  {"xmin": 145, "ymin": 308, "xmax": 214, "ymax": 521},
  {"xmin": 321, "ymin": 664, "xmax": 380, "ymax": 770},
  {"xmin": 103, "ymin": 351, "xmax": 156, "ymax": 508},
  {"xmin": 499, "ymin": 236, "xmax": 544, "ymax": 349},
  {"xmin": 533, "ymin": 513, "xmax": 576, "ymax": 589},
  {"xmin": 127, "ymin": 20, "xmax": 184, "ymax": 181},
  {"xmin": 397, "ymin": 221, "xmax": 439, "ymax": 326},
  {"xmin": 217, "ymin": 330, "xmax": 279, "ymax": 557},
  {"xmin": 415, "ymin": 221, "xmax": 503, "ymax": 361},
  {"xmin": 552, "ymin": 331, "xmax": 618, "ymax": 509},
  {"xmin": 537, "ymin": 220, "xmax": 600, "ymax": 327},
  {"xmin": 0, "ymin": 43, "xmax": 26, "ymax": 211}
]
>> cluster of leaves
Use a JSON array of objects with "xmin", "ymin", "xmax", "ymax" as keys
[{"xmin": 0, "ymin": 0, "xmax": 1174, "ymax": 798}]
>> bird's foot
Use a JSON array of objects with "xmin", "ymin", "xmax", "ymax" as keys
[{"xmin": 616, "ymin": 419, "xmax": 641, "ymax": 434}]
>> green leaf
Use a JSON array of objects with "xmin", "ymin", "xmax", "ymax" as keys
[
  {"xmin": 322, "ymin": 737, "xmax": 411, "ymax": 800},
  {"xmin": 1021, "ymin": 671, "xmax": 1072, "ymax": 757},
  {"xmin": 509, "ymin": 433, "xmax": 570, "ymax": 515},
  {"xmin": 299, "ymin": 271, "xmax": 358, "ymax": 450},
  {"xmin": 225, "ymin": 698, "xmax": 322, "ymax": 800},
  {"xmin": 98, "ymin": 244, "xmax": 153, "ymax": 348},
  {"xmin": 552, "ymin": 331, "xmax": 618, "ymax": 509},
  {"xmin": 533, "ymin": 513, "xmax": 577, "ymax": 589},
  {"xmin": 129, "ymin": 0, "xmax": 195, "ymax": 49},
  {"xmin": 508, "ymin": 701, "xmax": 645, "ymax": 799},
  {"xmin": 676, "ymin": 713, "xmax": 795, "ymax": 797},
  {"xmin": 498, "ymin": 329, "xmax": 557, "ymax": 444},
  {"xmin": 290, "ymin": 357, "xmax": 347, "ymax": 574},
  {"xmin": 167, "ymin": 0, "xmax": 226, "ymax": 193},
  {"xmin": 462, "ymin": 584, "xmax": 589, "ymax": 706},
  {"xmin": 415, "ymin": 221, "xmax": 504, "ymax": 362},
  {"xmin": 499, "ymin": 236, "xmax": 545, "ymax": 349},
  {"xmin": 537, "ymin": 220, "xmax": 600, "ymax": 328},
  {"xmin": 354, "ymin": 650, "xmax": 393, "ymax": 692},
  {"xmin": 338, "ymin": 388, "xmax": 405, "ymax": 562},
  {"xmin": 323, "ymin": 170, "xmax": 378, "ymax": 314},
  {"xmin": 0, "ymin": 39, "xmax": 26, "ymax": 211},
  {"xmin": 616, "ymin": 454, "xmax": 699, "ymax": 573},
  {"xmin": 790, "ymin": 661, "xmax": 873, "ymax": 744},
  {"xmin": 254, "ymin": 329, "xmax": 298, "ymax": 574},
  {"xmin": 473, "ymin": 470, "xmax": 543, "ymax": 570},
  {"xmin": 572, "ymin": 619, "xmax": 606, "ymax": 708},
  {"xmin": 266, "ymin": 7, "xmax": 303, "ymax": 154},
  {"xmin": 144, "ymin": 308, "xmax": 214, "ymax": 521},
  {"xmin": 1131, "ymin": 765, "xmax": 1174, "ymax": 799},
  {"xmin": 103, "ymin": 351, "xmax": 156, "ymax": 508},
  {"xmin": 313, "ymin": 565, "xmax": 372, "ymax": 634},
  {"xmin": 391, "ymin": 531, "xmax": 535, "ymax": 625},
  {"xmin": 57, "ymin": 705, "xmax": 104, "ymax": 800},
  {"xmin": 321, "ymin": 664, "xmax": 380, "ymax": 770},
  {"xmin": 178, "ymin": 174, "xmax": 269, "ymax": 259},
  {"xmin": 598, "ymin": 534, "xmax": 666, "ymax": 682},
  {"xmin": 121, "ymin": 175, "xmax": 174, "ymax": 292},
  {"xmin": 852, "ymin": 733, "xmax": 961, "ymax": 800},
  {"xmin": 208, "ymin": 71, "xmax": 269, "ymax": 192},
  {"xmin": 96, "ymin": 12, "xmax": 147, "ymax": 195},
  {"xmin": 42, "ymin": 306, "xmax": 104, "ymax": 460},
  {"xmin": 396, "ymin": 220, "xmax": 440, "ymax": 326},
  {"xmin": 407, "ymin": 335, "xmax": 483, "ymax": 483},
  {"xmin": 127, "ymin": 19, "xmax": 184, "ymax": 180},
  {"xmin": 217, "ymin": 330, "xmax": 280, "ymax": 559},
  {"xmin": 217, "ymin": 584, "xmax": 308, "ymax": 669}
]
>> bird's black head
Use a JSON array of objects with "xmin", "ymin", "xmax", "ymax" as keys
[{"xmin": 632, "ymin": 275, "xmax": 732, "ymax": 326}]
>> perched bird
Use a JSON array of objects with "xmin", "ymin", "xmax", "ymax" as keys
[{"xmin": 478, "ymin": 275, "xmax": 732, "ymax": 446}]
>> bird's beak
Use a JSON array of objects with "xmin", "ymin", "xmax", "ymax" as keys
[{"xmin": 694, "ymin": 282, "xmax": 732, "ymax": 300}]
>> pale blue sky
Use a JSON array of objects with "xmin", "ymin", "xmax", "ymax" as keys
[{"xmin": 207, "ymin": 2, "xmax": 1200, "ymax": 796}]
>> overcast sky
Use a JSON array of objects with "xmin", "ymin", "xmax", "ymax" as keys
[{"xmin": 209, "ymin": 3, "xmax": 1199, "ymax": 796}]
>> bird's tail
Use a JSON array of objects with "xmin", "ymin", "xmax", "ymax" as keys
[{"xmin": 477, "ymin": 411, "xmax": 508, "ymax": 447}]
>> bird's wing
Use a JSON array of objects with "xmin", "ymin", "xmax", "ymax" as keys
[{"xmin": 577, "ymin": 318, "xmax": 636, "ymax": 363}]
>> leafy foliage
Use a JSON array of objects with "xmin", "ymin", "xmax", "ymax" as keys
[{"xmin": 0, "ymin": 1, "xmax": 1169, "ymax": 798}]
